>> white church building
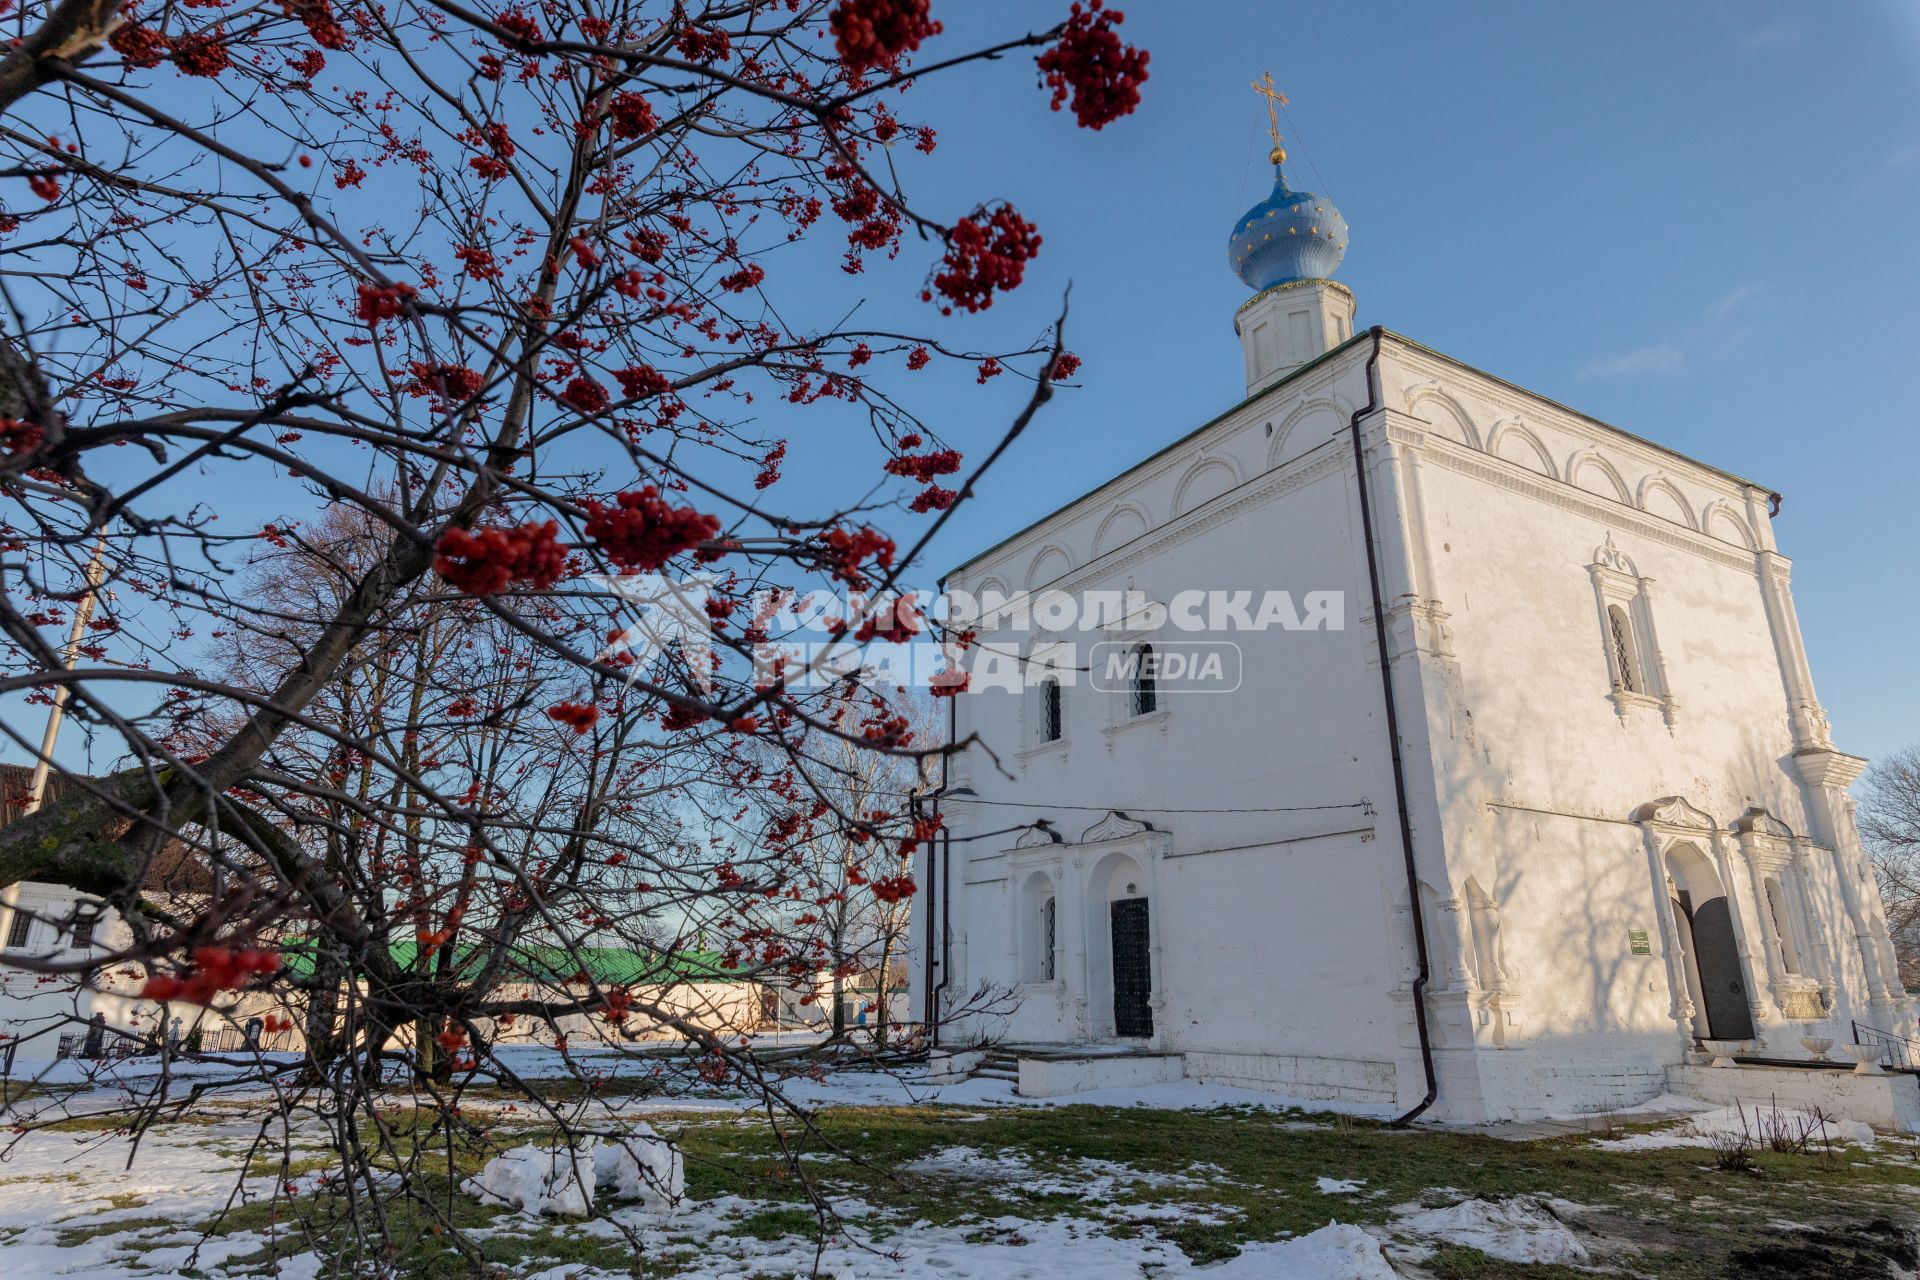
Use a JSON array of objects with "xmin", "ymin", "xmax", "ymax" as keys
[{"xmin": 907, "ymin": 136, "xmax": 1914, "ymax": 1124}]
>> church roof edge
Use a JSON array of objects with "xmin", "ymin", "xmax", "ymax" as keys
[{"xmin": 944, "ymin": 330, "xmax": 1779, "ymax": 582}]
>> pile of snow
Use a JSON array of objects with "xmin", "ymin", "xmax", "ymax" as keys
[
  {"xmin": 1208, "ymin": 1222, "xmax": 1399, "ymax": 1279},
  {"xmin": 594, "ymin": 1124, "xmax": 686, "ymax": 1211},
  {"xmin": 1397, "ymin": 1195, "xmax": 1589, "ymax": 1265},
  {"xmin": 1593, "ymin": 1102, "xmax": 1875, "ymax": 1152},
  {"xmin": 1315, "ymin": 1176, "xmax": 1366, "ymax": 1195},
  {"xmin": 464, "ymin": 1126, "xmax": 684, "ymax": 1218},
  {"xmin": 464, "ymin": 1144, "xmax": 594, "ymax": 1217}
]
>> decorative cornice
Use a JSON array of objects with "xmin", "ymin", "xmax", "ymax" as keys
[
  {"xmin": 1591, "ymin": 532, "xmax": 1637, "ymax": 576},
  {"xmin": 1385, "ymin": 340, "xmax": 1768, "ymax": 506},
  {"xmin": 953, "ymin": 351, "xmax": 1365, "ymax": 588},
  {"xmin": 1631, "ymin": 795, "xmax": 1718, "ymax": 831},
  {"xmin": 1792, "ymin": 748, "xmax": 1869, "ymax": 790},
  {"xmin": 1233, "ymin": 277, "xmax": 1354, "ymax": 329},
  {"xmin": 1018, "ymin": 445, "xmax": 1349, "ymax": 607},
  {"xmin": 1419, "ymin": 437, "xmax": 1756, "ymax": 573},
  {"xmin": 1732, "ymin": 807, "xmax": 1796, "ymax": 840},
  {"xmin": 1080, "ymin": 810, "xmax": 1157, "ymax": 844},
  {"xmin": 1013, "ymin": 820, "xmax": 1063, "ymax": 848}
]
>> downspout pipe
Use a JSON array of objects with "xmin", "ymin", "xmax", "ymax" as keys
[
  {"xmin": 926, "ymin": 575, "xmax": 957, "ymax": 1048},
  {"xmin": 1346, "ymin": 327, "xmax": 1439, "ymax": 1127}
]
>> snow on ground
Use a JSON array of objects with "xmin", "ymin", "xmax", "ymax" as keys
[
  {"xmin": 12, "ymin": 1048, "xmax": 1891, "ymax": 1280},
  {"xmin": 557, "ymin": 1194, "xmax": 1399, "ymax": 1280},
  {"xmin": 1393, "ymin": 1196, "xmax": 1590, "ymax": 1265},
  {"xmin": 1591, "ymin": 1102, "xmax": 1877, "ymax": 1152},
  {"xmin": 0, "ymin": 1116, "xmax": 313, "ymax": 1278},
  {"xmin": 1546, "ymin": 1091, "xmax": 1709, "ymax": 1123}
]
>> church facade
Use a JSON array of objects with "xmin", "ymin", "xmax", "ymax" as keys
[{"xmin": 907, "ymin": 150, "xmax": 1913, "ymax": 1124}]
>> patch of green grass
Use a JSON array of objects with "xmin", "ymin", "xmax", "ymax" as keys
[
  {"xmin": 54, "ymin": 1215, "xmax": 177, "ymax": 1248},
  {"xmin": 734, "ymin": 1206, "xmax": 823, "ymax": 1240},
  {"xmin": 1422, "ymin": 1245, "xmax": 1593, "ymax": 1278}
]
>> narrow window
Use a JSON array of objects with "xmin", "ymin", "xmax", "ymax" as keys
[
  {"xmin": 1040, "ymin": 896, "xmax": 1057, "ymax": 981},
  {"xmin": 1607, "ymin": 605, "xmax": 1638, "ymax": 693},
  {"xmin": 1131, "ymin": 643, "xmax": 1158, "ymax": 717},
  {"xmin": 71, "ymin": 915, "xmax": 96, "ymax": 949},
  {"xmin": 1040, "ymin": 677, "xmax": 1063, "ymax": 743},
  {"xmin": 1764, "ymin": 877, "xmax": 1801, "ymax": 975},
  {"xmin": 5, "ymin": 911, "xmax": 30, "ymax": 949}
]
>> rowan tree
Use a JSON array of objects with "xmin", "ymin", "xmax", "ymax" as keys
[{"xmin": 0, "ymin": 0, "xmax": 1148, "ymax": 1257}]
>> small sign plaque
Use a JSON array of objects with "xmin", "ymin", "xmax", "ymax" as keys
[{"xmin": 1628, "ymin": 929, "xmax": 1652, "ymax": 956}]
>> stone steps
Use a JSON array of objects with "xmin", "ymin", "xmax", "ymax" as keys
[{"xmin": 972, "ymin": 1050, "xmax": 1021, "ymax": 1084}]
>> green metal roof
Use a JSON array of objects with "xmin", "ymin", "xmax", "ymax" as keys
[{"xmin": 279, "ymin": 937, "xmax": 741, "ymax": 985}]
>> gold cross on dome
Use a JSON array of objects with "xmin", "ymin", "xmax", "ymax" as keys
[{"xmin": 1251, "ymin": 72, "xmax": 1288, "ymax": 165}]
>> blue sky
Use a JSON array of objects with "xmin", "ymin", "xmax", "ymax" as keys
[
  {"xmin": 863, "ymin": 0, "xmax": 1920, "ymax": 765},
  {"xmin": 11, "ymin": 1, "xmax": 1917, "ymax": 777}
]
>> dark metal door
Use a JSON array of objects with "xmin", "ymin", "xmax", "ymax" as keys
[
  {"xmin": 1686, "ymin": 895, "xmax": 1755, "ymax": 1041},
  {"xmin": 1110, "ymin": 898, "xmax": 1153, "ymax": 1038}
]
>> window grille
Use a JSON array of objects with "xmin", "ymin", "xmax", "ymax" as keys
[
  {"xmin": 1131, "ymin": 644, "xmax": 1157, "ymax": 716},
  {"xmin": 1607, "ymin": 605, "xmax": 1638, "ymax": 693},
  {"xmin": 1041, "ymin": 896, "xmax": 1057, "ymax": 981},
  {"xmin": 1040, "ymin": 678, "xmax": 1063, "ymax": 742}
]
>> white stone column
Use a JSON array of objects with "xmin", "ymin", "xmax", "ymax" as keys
[
  {"xmin": 1062, "ymin": 853, "xmax": 1089, "ymax": 1039},
  {"xmin": 1434, "ymin": 897, "xmax": 1476, "ymax": 993},
  {"xmin": 1795, "ymin": 751, "xmax": 1904, "ymax": 1024},
  {"xmin": 1755, "ymin": 553, "xmax": 1833, "ymax": 752},
  {"xmin": 1735, "ymin": 839, "xmax": 1790, "ymax": 1019},
  {"xmin": 1641, "ymin": 832, "xmax": 1698, "ymax": 1046},
  {"xmin": 1708, "ymin": 830, "xmax": 1772, "ymax": 1034}
]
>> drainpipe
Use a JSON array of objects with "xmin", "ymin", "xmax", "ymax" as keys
[
  {"xmin": 1346, "ymin": 327, "xmax": 1439, "ymax": 1127},
  {"xmin": 926, "ymin": 577, "xmax": 958, "ymax": 1048}
]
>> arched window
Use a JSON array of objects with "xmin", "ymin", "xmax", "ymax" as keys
[
  {"xmin": 1040, "ymin": 676, "xmax": 1063, "ymax": 743},
  {"xmin": 1021, "ymin": 872, "xmax": 1058, "ymax": 983},
  {"xmin": 1040, "ymin": 896, "xmax": 1057, "ymax": 981},
  {"xmin": 1607, "ymin": 605, "xmax": 1638, "ymax": 694},
  {"xmin": 1131, "ymin": 643, "xmax": 1157, "ymax": 717}
]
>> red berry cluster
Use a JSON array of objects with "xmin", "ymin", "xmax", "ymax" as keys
[
  {"xmin": 581, "ymin": 487, "xmax": 721, "ymax": 571},
  {"xmin": 1036, "ymin": 1, "xmax": 1148, "ymax": 130},
  {"xmin": 406, "ymin": 362, "xmax": 486, "ymax": 402},
  {"xmin": 434, "ymin": 521, "xmax": 568, "ymax": 595},
  {"xmin": 548, "ymin": 701, "xmax": 599, "ymax": 733},
  {"xmin": 171, "ymin": 29, "xmax": 233, "ymax": 78},
  {"xmin": 561, "ymin": 375, "xmax": 609, "ymax": 413},
  {"xmin": 614, "ymin": 364, "xmax": 672, "ymax": 399},
  {"xmin": 830, "ymin": 0, "xmax": 941, "ymax": 75},
  {"xmin": 675, "ymin": 25, "xmax": 731, "ymax": 63},
  {"xmin": 929, "ymin": 205, "xmax": 1041, "ymax": 315},
  {"xmin": 140, "ymin": 947, "xmax": 281, "ymax": 1006},
  {"xmin": 608, "ymin": 91, "xmax": 658, "ymax": 140},
  {"xmin": 354, "ymin": 281, "xmax": 416, "ymax": 324},
  {"xmin": 815, "ymin": 525, "xmax": 896, "ymax": 590},
  {"xmin": 281, "ymin": 0, "xmax": 350, "ymax": 50},
  {"xmin": 883, "ymin": 448, "xmax": 961, "ymax": 484},
  {"xmin": 0, "ymin": 418, "xmax": 44, "ymax": 456},
  {"xmin": 1051, "ymin": 351, "xmax": 1082, "ymax": 380},
  {"xmin": 870, "ymin": 873, "xmax": 916, "ymax": 902},
  {"xmin": 110, "ymin": 18, "xmax": 171, "ymax": 69}
]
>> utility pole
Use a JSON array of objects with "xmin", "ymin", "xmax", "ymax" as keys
[{"xmin": 0, "ymin": 535, "xmax": 108, "ymax": 945}]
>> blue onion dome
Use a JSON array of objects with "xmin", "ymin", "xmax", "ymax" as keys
[{"xmin": 1228, "ymin": 164, "xmax": 1348, "ymax": 291}]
